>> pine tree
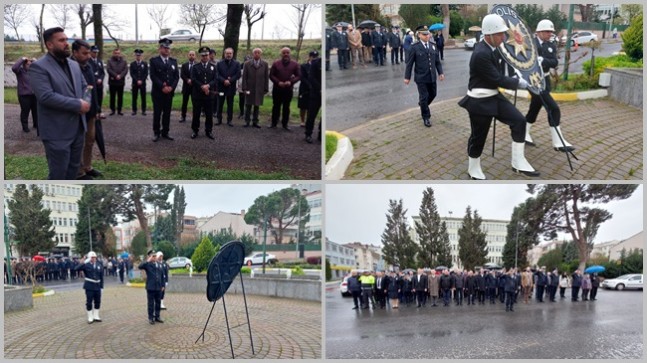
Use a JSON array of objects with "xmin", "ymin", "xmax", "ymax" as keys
[
  {"xmin": 74, "ymin": 185, "xmax": 119, "ymax": 256},
  {"xmin": 191, "ymin": 236, "xmax": 216, "ymax": 272},
  {"xmin": 415, "ymin": 187, "xmax": 451, "ymax": 268},
  {"xmin": 7, "ymin": 185, "xmax": 56, "ymax": 257},
  {"xmin": 381, "ymin": 199, "xmax": 418, "ymax": 269},
  {"xmin": 170, "ymin": 186, "xmax": 187, "ymax": 253},
  {"xmin": 436, "ymin": 221, "xmax": 452, "ymax": 267},
  {"xmin": 502, "ymin": 199, "xmax": 541, "ymax": 269},
  {"xmin": 457, "ymin": 206, "xmax": 488, "ymax": 271}
]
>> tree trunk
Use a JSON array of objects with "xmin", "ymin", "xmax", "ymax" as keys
[
  {"xmin": 39, "ymin": 5, "xmax": 45, "ymax": 53},
  {"xmin": 247, "ymin": 22, "xmax": 252, "ymax": 52},
  {"xmin": 441, "ymin": 4, "xmax": 450, "ymax": 41},
  {"xmin": 224, "ymin": 5, "xmax": 244, "ymax": 59},
  {"xmin": 92, "ymin": 5, "xmax": 103, "ymax": 57}
]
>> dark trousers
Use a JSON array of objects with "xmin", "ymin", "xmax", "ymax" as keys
[
  {"xmin": 325, "ymin": 48, "xmax": 331, "ymax": 71},
  {"xmin": 499, "ymin": 287, "xmax": 505, "ymax": 302},
  {"xmin": 376, "ymin": 289, "xmax": 386, "ymax": 308},
  {"xmin": 146, "ymin": 289, "xmax": 162, "ymax": 319},
  {"xmin": 399, "ymin": 46, "xmax": 404, "ymax": 62},
  {"xmin": 526, "ymin": 76, "xmax": 560, "ymax": 126},
  {"xmin": 337, "ymin": 49, "xmax": 348, "ymax": 69},
  {"xmin": 416, "ymin": 82, "xmax": 437, "ymax": 119},
  {"xmin": 478, "ymin": 290, "xmax": 486, "ymax": 304},
  {"xmin": 305, "ymin": 92, "xmax": 321, "ymax": 138},
  {"xmin": 382, "ymin": 47, "xmax": 387, "ymax": 62},
  {"xmin": 572, "ymin": 286, "xmax": 580, "ymax": 301},
  {"xmin": 467, "ymin": 100, "xmax": 526, "ymax": 157},
  {"xmin": 590, "ymin": 287, "xmax": 598, "ymax": 300},
  {"xmin": 217, "ymin": 93, "xmax": 235, "ymax": 123},
  {"xmin": 42, "ymin": 124, "xmax": 85, "ymax": 180},
  {"xmin": 244, "ymin": 104, "xmax": 260, "ymax": 125},
  {"xmin": 488, "ymin": 287, "xmax": 497, "ymax": 303},
  {"xmin": 442, "ymin": 288, "xmax": 451, "ymax": 306},
  {"xmin": 118, "ymin": 270, "xmax": 124, "ymax": 283},
  {"xmin": 131, "ymin": 83, "xmax": 146, "ymax": 113},
  {"xmin": 373, "ymin": 47, "xmax": 384, "ymax": 65},
  {"xmin": 416, "ymin": 290, "xmax": 427, "ymax": 306},
  {"xmin": 455, "ymin": 289, "xmax": 463, "ymax": 305},
  {"xmin": 549, "ymin": 285, "xmax": 557, "ymax": 301},
  {"xmin": 391, "ymin": 47, "xmax": 401, "ymax": 63},
  {"xmin": 18, "ymin": 94, "xmax": 38, "ymax": 129},
  {"xmin": 271, "ymin": 88, "xmax": 293, "ymax": 127},
  {"xmin": 582, "ymin": 288, "xmax": 590, "ymax": 300},
  {"xmin": 191, "ymin": 94, "xmax": 214, "ymax": 133},
  {"xmin": 560, "ymin": 286, "xmax": 566, "ymax": 298},
  {"xmin": 438, "ymin": 46, "xmax": 444, "ymax": 60},
  {"xmin": 536, "ymin": 285, "xmax": 545, "ymax": 301},
  {"xmin": 351, "ymin": 291, "xmax": 361, "ymax": 308},
  {"xmin": 109, "ymin": 84, "xmax": 124, "ymax": 112},
  {"xmin": 152, "ymin": 92, "xmax": 174, "ymax": 136},
  {"xmin": 361, "ymin": 287, "xmax": 373, "ymax": 308},
  {"xmin": 505, "ymin": 291, "xmax": 515, "ymax": 310},
  {"xmin": 238, "ymin": 92, "xmax": 245, "ymax": 116},
  {"xmin": 181, "ymin": 89, "xmax": 192, "ymax": 119},
  {"xmin": 96, "ymin": 84, "xmax": 104, "ymax": 112},
  {"xmin": 85, "ymin": 289, "xmax": 101, "ymax": 310}
]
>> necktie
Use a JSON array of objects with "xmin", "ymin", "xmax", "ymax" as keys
[
  {"xmin": 163, "ymin": 58, "xmax": 167, "ymax": 65},
  {"xmin": 189, "ymin": 62, "xmax": 193, "ymax": 71},
  {"xmin": 425, "ymin": 43, "xmax": 429, "ymax": 50}
]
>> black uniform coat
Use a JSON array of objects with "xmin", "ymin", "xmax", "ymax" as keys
[
  {"xmin": 75, "ymin": 261, "xmax": 104, "ymax": 291},
  {"xmin": 191, "ymin": 62, "xmax": 217, "ymax": 98},
  {"xmin": 129, "ymin": 60, "xmax": 149, "ymax": 86},
  {"xmin": 149, "ymin": 55, "xmax": 179, "ymax": 96},
  {"xmin": 91, "ymin": 57, "xmax": 105, "ymax": 84},
  {"xmin": 371, "ymin": 30, "xmax": 386, "ymax": 48},
  {"xmin": 332, "ymin": 30, "xmax": 349, "ymax": 49},
  {"xmin": 535, "ymin": 36, "xmax": 559, "ymax": 73},
  {"xmin": 404, "ymin": 41, "xmax": 443, "ymax": 83},
  {"xmin": 388, "ymin": 31, "xmax": 402, "ymax": 48},
  {"xmin": 138, "ymin": 260, "xmax": 164, "ymax": 291}
]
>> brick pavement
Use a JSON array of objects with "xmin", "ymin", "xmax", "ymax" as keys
[
  {"xmin": 4, "ymin": 285, "xmax": 321, "ymax": 359},
  {"xmin": 342, "ymin": 96, "xmax": 642, "ymax": 180}
]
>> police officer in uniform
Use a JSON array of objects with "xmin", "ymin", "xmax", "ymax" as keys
[
  {"xmin": 404, "ymin": 25, "xmax": 445, "ymax": 128},
  {"xmin": 332, "ymin": 24, "xmax": 349, "ymax": 70},
  {"xmin": 74, "ymin": 251, "xmax": 104, "ymax": 324},
  {"xmin": 157, "ymin": 252, "xmax": 169, "ymax": 310},
  {"xmin": 138, "ymin": 250, "xmax": 165, "ymax": 324},
  {"xmin": 130, "ymin": 49, "xmax": 148, "ymax": 116},
  {"xmin": 371, "ymin": 24, "xmax": 386, "ymax": 66},
  {"xmin": 190, "ymin": 46, "xmax": 217, "ymax": 140},
  {"xmin": 90, "ymin": 46, "xmax": 105, "ymax": 118},
  {"xmin": 525, "ymin": 19, "xmax": 574, "ymax": 152},
  {"xmin": 149, "ymin": 38, "xmax": 179, "ymax": 142},
  {"xmin": 458, "ymin": 14, "xmax": 540, "ymax": 180}
]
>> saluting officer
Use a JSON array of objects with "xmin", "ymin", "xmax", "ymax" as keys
[
  {"xmin": 458, "ymin": 14, "xmax": 539, "ymax": 180},
  {"xmin": 138, "ymin": 250, "xmax": 165, "ymax": 324},
  {"xmin": 74, "ymin": 251, "xmax": 104, "ymax": 324},
  {"xmin": 190, "ymin": 46, "xmax": 217, "ymax": 140},
  {"xmin": 130, "ymin": 49, "xmax": 148, "ymax": 116},
  {"xmin": 404, "ymin": 25, "xmax": 445, "ymax": 128},
  {"xmin": 525, "ymin": 19, "xmax": 574, "ymax": 152},
  {"xmin": 149, "ymin": 38, "xmax": 179, "ymax": 142}
]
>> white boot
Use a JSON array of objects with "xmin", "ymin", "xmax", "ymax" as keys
[
  {"xmin": 160, "ymin": 300, "xmax": 166, "ymax": 310},
  {"xmin": 87, "ymin": 310, "xmax": 94, "ymax": 324},
  {"xmin": 93, "ymin": 309, "xmax": 102, "ymax": 322},
  {"xmin": 550, "ymin": 126, "xmax": 574, "ymax": 152},
  {"xmin": 511, "ymin": 142, "xmax": 540, "ymax": 177},
  {"xmin": 525, "ymin": 123, "xmax": 535, "ymax": 146},
  {"xmin": 468, "ymin": 157, "xmax": 486, "ymax": 180}
]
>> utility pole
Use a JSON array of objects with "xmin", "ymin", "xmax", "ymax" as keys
[
  {"xmin": 262, "ymin": 214, "xmax": 268, "ymax": 275},
  {"xmin": 351, "ymin": 4, "xmax": 356, "ymax": 28},
  {"xmin": 563, "ymin": 4, "xmax": 575, "ymax": 81},
  {"xmin": 261, "ymin": 4, "xmax": 267, "ymax": 40},
  {"xmin": 135, "ymin": 4, "xmax": 139, "ymax": 45}
]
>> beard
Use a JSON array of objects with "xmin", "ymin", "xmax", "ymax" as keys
[{"xmin": 52, "ymin": 47, "xmax": 71, "ymax": 59}]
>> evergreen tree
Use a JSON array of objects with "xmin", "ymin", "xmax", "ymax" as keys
[
  {"xmin": 436, "ymin": 221, "xmax": 452, "ymax": 267},
  {"xmin": 170, "ymin": 186, "xmax": 187, "ymax": 252},
  {"xmin": 415, "ymin": 187, "xmax": 450, "ymax": 268},
  {"xmin": 7, "ymin": 185, "xmax": 56, "ymax": 257},
  {"xmin": 130, "ymin": 230, "xmax": 148, "ymax": 257},
  {"xmin": 74, "ymin": 185, "xmax": 119, "ymax": 256},
  {"xmin": 457, "ymin": 206, "xmax": 488, "ymax": 271},
  {"xmin": 245, "ymin": 188, "xmax": 309, "ymax": 245},
  {"xmin": 152, "ymin": 214, "xmax": 175, "ymax": 247},
  {"xmin": 381, "ymin": 199, "xmax": 418, "ymax": 269},
  {"xmin": 502, "ymin": 199, "xmax": 542, "ymax": 269},
  {"xmin": 191, "ymin": 236, "xmax": 216, "ymax": 272},
  {"xmin": 156, "ymin": 240, "xmax": 176, "ymax": 260},
  {"xmin": 325, "ymin": 4, "xmax": 390, "ymax": 28}
]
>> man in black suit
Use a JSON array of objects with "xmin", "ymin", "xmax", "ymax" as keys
[
  {"xmin": 458, "ymin": 14, "xmax": 539, "ymax": 180},
  {"xmin": 412, "ymin": 268, "xmax": 428, "ymax": 307},
  {"xmin": 139, "ymin": 250, "xmax": 165, "ymax": 324},
  {"xmin": 129, "ymin": 49, "xmax": 148, "ymax": 116},
  {"xmin": 332, "ymin": 24, "xmax": 349, "ymax": 70},
  {"xmin": 89, "ymin": 46, "xmax": 105, "ymax": 118},
  {"xmin": 305, "ymin": 53, "xmax": 321, "ymax": 144},
  {"xmin": 149, "ymin": 38, "xmax": 179, "ymax": 142},
  {"xmin": 404, "ymin": 25, "xmax": 445, "ymax": 128},
  {"xmin": 216, "ymin": 47, "xmax": 241, "ymax": 126},
  {"xmin": 190, "ymin": 46, "xmax": 217, "ymax": 140},
  {"xmin": 74, "ymin": 251, "xmax": 104, "ymax": 323},
  {"xmin": 374, "ymin": 271, "xmax": 389, "ymax": 309},
  {"xmin": 179, "ymin": 51, "xmax": 196, "ymax": 122}
]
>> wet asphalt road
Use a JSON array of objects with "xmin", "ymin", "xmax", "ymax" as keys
[
  {"xmin": 325, "ymin": 286, "xmax": 642, "ymax": 359},
  {"xmin": 325, "ymin": 40, "xmax": 623, "ymax": 131}
]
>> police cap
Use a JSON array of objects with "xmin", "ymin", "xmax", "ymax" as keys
[{"xmin": 158, "ymin": 38, "xmax": 173, "ymax": 48}]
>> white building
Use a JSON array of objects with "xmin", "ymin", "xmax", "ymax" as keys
[
  {"xmin": 380, "ymin": 4, "xmax": 403, "ymax": 27},
  {"xmin": 527, "ymin": 239, "xmax": 565, "ymax": 267},
  {"xmin": 344, "ymin": 242, "xmax": 385, "ymax": 271},
  {"xmin": 4, "ymin": 183, "xmax": 83, "ymax": 257},
  {"xmin": 325, "ymin": 238, "xmax": 356, "ymax": 279},
  {"xmin": 410, "ymin": 216, "xmax": 509, "ymax": 269},
  {"xmin": 609, "ymin": 231, "xmax": 643, "ymax": 260},
  {"xmin": 590, "ymin": 239, "xmax": 619, "ymax": 259},
  {"xmin": 197, "ymin": 211, "xmax": 256, "ymax": 239}
]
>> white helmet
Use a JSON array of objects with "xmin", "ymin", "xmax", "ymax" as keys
[
  {"xmin": 536, "ymin": 19, "xmax": 555, "ymax": 32},
  {"xmin": 482, "ymin": 14, "xmax": 509, "ymax": 35},
  {"xmin": 88, "ymin": 251, "xmax": 97, "ymax": 258}
]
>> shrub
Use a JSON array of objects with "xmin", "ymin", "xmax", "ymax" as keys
[
  {"xmin": 129, "ymin": 277, "xmax": 144, "ymax": 284},
  {"xmin": 622, "ymin": 13, "xmax": 643, "ymax": 60},
  {"xmin": 191, "ymin": 236, "xmax": 216, "ymax": 273},
  {"xmin": 32, "ymin": 285, "xmax": 46, "ymax": 294},
  {"xmin": 325, "ymin": 258, "xmax": 332, "ymax": 281},
  {"xmin": 582, "ymin": 54, "xmax": 643, "ymax": 77},
  {"xmin": 156, "ymin": 240, "xmax": 176, "ymax": 261},
  {"xmin": 554, "ymin": 73, "xmax": 599, "ymax": 92},
  {"xmin": 240, "ymin": 267, "xmax": 251, "ymax": 274},
  {"xmin": 292, "ymin": 266, "xmax": 305, "ymax": 276}
]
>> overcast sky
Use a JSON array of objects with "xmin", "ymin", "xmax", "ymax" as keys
[
  {"xmin": 325, "ymin": 184, "xmax": 643, "ymax": 246},
  {"xmin": 9, "ymin": 4, "xmax": 322, "ymax": 41}
]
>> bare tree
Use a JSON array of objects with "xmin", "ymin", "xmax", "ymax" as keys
[
  {"xmin": 290, "ymin": 4, "xmax": 320, "ymax": 60},
  {"xmin": 179, "ymin": 4, "xmax": 226, "ymax": 47},
  {"xmin": 4, "ymin": 4, "xmax": 31, "ymax": 40},
  {"xmin": 243, "ymin": 4, "xmax": 266, "ymax": 52},
  {"xmin": 75, "ymin": 4, "xmax": 94, "ymax": 39},
  {"xmin": 50, "ymin": 4, "xmax": 72, "ymax": 30},
  {"xmin": 102, "ymin": 6, "xmax": 129, "ymax": 49},
  {"xmin": 147, "ymin": 4, "xmax": 170, "ymax": 39},
  {"xmin": 92, "ymin": 5, "xmax": 103, "ymax": 56},
  {"xmin": 32, "ymin": 5, "xmax": 46, "ymax": 52}
]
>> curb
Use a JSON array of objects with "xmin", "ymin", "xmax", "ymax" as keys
[
  {"xmin": 325, "ymin": 131, "xmax": 354, "ymax": 180},
  {"xmin": 501, "ymin": 88, "xmax": 608, "ymax": 101},
  {"xmin": 32, "ymin": 290, "xmax": 55, "ymax": 298},
  {"xmin": 127, "ymin": 282, "xmax": 145, "ymax": 288}
]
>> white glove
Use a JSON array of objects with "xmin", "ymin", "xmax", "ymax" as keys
[
  {"xmin": 517, "ymin": 78, "xmax": 529, "ymax": 89},
  {"xmin": 537, "ymin": 56, "xmax": 544, "ymax": 65}
]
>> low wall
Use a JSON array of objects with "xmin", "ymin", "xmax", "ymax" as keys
[
  {"xmin": 167, "ymin": 274, "xmax": 321, "ymax": 302},
  {"xmin": 4, "ymin": 285, "xmax": 33, "ymax": 312},
  {"xmin": 606, "ymin": 68, "xmax": 643, "ymax": 109}
]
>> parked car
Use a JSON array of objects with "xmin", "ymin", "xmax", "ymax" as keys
[
  {"xmin": 163, "ymin": 29, "xmax": 199, "ymax": 42},
  {"xmin": 243, "ymin": 253, "xmax": 278, "ymax": 266},
  {"xmin": 464, "ymin": 34, "xmax": 484, "ymax": 50},
  {"xmin": 560, "ymin": 31, "xmax": 598, "ymax": 46},
  {"xmin": 167, "ymin": 256, "xmax": 192, "ymax": 269},
  {"xmin": 601, "ymin": 274, "xmax": 643, "ymax": 290},
  {"xmin": 340, "ymin": 274, "xmax": 351, "ymax": 297}
]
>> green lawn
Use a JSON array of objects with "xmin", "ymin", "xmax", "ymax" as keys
[
  {"xmin": 4, "ymin": 154, "xmax": 294, "ymax": 180},
  {"xmin": 325, "ymin": 133, "xmax": 338, "ymax": 163}
]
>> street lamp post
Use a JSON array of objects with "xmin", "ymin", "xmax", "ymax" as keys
[{"xmin": 262, "ymin": 212, "xmax": 268, "ymax": 275}]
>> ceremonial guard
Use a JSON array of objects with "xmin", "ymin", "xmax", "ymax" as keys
[
  {"xmin": 458, "ymin": 14, "xmax": 539, "ymax": 180},
  {"xmin": 89, "ymin": 46, "xmax": 105, "ymax": 117},
  {"xmin": 75, "ymin": 251, "xmax": 104, "ymax": 323},
  {"xmin": 139, "ymin": 250, "xmax": 165, "ymax": 324},
  {"xmin": 190, "ymin": 46, "xmax": 217, "ymax": 140},
  {"xmin": 525, "ymin": 19, "xmax": 574, "ymax": 152},
  {"xmin": 388, "ymin": 26, "xmax": 402, "ymax": 64},
  {"xmin": 149, "ymin": 38, "xmax": 179, "ymax": 142},
  {"xmin": 404, "ymin": 25, "xmax": 445, "ymax": 128},
  {"xmin": 129, "ymin": 49, "xmax": 148, "ymax": 116},
  {"xmin": 179, "ymin": 51, "xmax": 196, "ymax": 122}
]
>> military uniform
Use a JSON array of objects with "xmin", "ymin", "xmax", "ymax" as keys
[
  {"xmin": 371, "ymin": 27, "xmax": 386, "ymax": 66},
  {"xmin": 405, "ymin": 28, "xmax": 443, "ymax": 127},
  {"xmin": 138, "ymin": 258, "xmax": 165, "ymax": 324},
  {"xmin": 149, "ymin": 39, "xmax": 179, "ymax": 141},
  {"xmin": 332, "ymin": 28, "xmax": 349, "ymax": 69},
  {"xmin": 75, "ymin": 256, "xmax": 104, "ymax": 323},
  {"xmin": 191, "ymin": 47, "xmax": 217, "ymax": 139},
  {"xmin": 129, "ymin": 50, "xmax": 149, "ymax": 115}
]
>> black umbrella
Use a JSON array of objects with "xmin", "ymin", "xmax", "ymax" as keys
[
  {"xmin": 94, "ymin": 118, "xmax": 107, "ymax": 164},
  {"xmin": 435, "ymin": 265, "xmax": 448, "ymax": 271},
  {"xmin": 358, "ymin": 20, "xmax": 378, "ymax": 29}
]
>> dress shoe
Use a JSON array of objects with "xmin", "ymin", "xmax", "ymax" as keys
[
  {"xmin": 423, "ymin": 118, "xmax": 431, "ymax": 127},
  {"xmin": 162, "ymin": 134, "xmax": 174, "ymax": 140},
  {"xmin": 268, "ymin": 125, "xmax": 277, "ymax": 129},
  {"xmin": 227, "ymin": 122, "xmax": 233, "ymax": 127},
  {"xmin": 154, "ymin": 318, "xmax": 164, "ymax": 323},
  {"xmin": 283, "ymin": 126, "xmax": 291, "ymax": 131},
  {"xmin": 149, "ymin": 319, "xmax": 155, "ymax": 325},
  {"xmin": 253, "ymin": 124, "xmax": 261, "ymax": 129},
  {"xmin": 76, "ymin": 174, "xmax": 93, "ymax": 180},
  {"xmin": 306, "ymin": 136, "xmax": 313, "ymax": 144},
  {"xmin": 191, "ymin": 133, "xmax": 198, "ymax": 139},
  {"xmin": 131, "ymin": 112, "xmax": 137, "ymax": 116},
  {"xmin": 86, "ymin": 169, "xmax": 102, "ymax": 178},
  {"xmin": 118, "ymin": 112, "xmax": 124, "ymax": 116},
  {"xmin": 109, "ymin": 111, "xmax": 116, "ymax": 116},
  {"xmin": 206, "ymin": 132, "xmax": 215, "ymax": 140},
  {"xmin": 152, "ymin": 135, "xmax": 160, "ymax": 142},
  {"xmin": 179, "ymin": 118, "xmax": 186, "ymax": 123},
  {"xmin": 22, "ymin": 127, "xmax": 30, "ymax": 133},
  {"xmin": 243, "ymin": 124, "xmax": 250, "ymax": 128},
  {"xmin": 142, "ymin": 112, "xmax": 147, "ymax": 116},
  {"xmin": 352, "ymin": 306, "xmax": 358, "ymax": 310}
]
